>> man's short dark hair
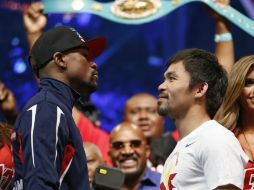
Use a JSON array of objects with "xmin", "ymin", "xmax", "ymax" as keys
[{"xmin": 167, "ymin": 48, "xmax": 228, "ymax": 118}]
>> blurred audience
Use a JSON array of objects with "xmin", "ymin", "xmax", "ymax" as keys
[
  {"xmin": 124, "ymin": 93, "xmax": 164, "ymax": 140},
  {"xmin": 23, "ymin": 1, "xmax": 111, "ymax": 165},
  {"xmin": 0, "ymin": 82, "xmax": 15, "ymax": 190},
  {"xmin": 109, "ymin": 121, "xmax": 160, "ymax": 190},
  {"xmin": 83, "ymin": 142, "xmax": 105, "ymax": 187},
  {"xmin": 0, "ymin": 81, "xmax": 18, "ymax": 125},
  {"xmin": 0, "ymin": 123, "xmax": 13, "ymax": 190}
]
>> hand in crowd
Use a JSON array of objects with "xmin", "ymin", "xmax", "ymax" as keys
[
  {"xmin": 211, "ymin": 0, "xmax": 230, "ymax": 21},
  {"xmin": 23, "ymin": 2, "xmax": 46, "ymax": 34},
  {"xmin": 23, "ymin": 2, "xmax": 47, "ymax": 48},
  {"xmin": 211, "ymin": 0, "xmax": 234, "ymax": 74},
  {"xmin": 214, "ymin": 0, "xmax": 230, "ymax": 9},
  {"xmin": 0, "ymin": 81, "xmax": 17, "ymax": 124}
]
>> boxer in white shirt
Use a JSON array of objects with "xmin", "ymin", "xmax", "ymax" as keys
[{"xmin": 157, "ymin": 49, "xmax": 247, "ymax": 190}]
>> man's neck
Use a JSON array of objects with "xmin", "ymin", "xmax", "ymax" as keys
[{"xmin": 175, "ymin": 106, "xmax": 210, "ymax": 140}]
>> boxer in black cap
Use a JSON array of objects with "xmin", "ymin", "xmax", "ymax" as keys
[{"xmin": 11, "ymin": 26, "xmax": 106, "ymax": 190}]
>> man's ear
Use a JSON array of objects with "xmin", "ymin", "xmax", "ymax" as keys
[
  {"xmin": 195, "ymin": 82, "xmax": 208, "ymax": 98},
  {"xmin": 52, "ymin": 52, "xmax": 67, "ymax": 69}
]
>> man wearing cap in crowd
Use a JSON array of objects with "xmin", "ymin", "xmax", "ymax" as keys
[{"xmin": 11, "ymin": 26, "xmax": 106, "ymax": 190}]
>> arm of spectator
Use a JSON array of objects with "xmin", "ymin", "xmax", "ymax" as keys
[
  {"xmin": 212, "ymin": 0, "xmax": 234, "ymax": 74},
  {"xmin": 0, "ymin": 81, "xmax": 18, "ymax": 125},
  {"xmin": 23, "ymin": 2, "xmax": 47, "ymax": 49}
]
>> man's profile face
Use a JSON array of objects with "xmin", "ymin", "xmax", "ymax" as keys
[
  {"xmin": 64, "ymin": 48, "xmax": 98, "ymax": 95},
  {"xmin": 125, "ymin": 94, "xmax": 164, "ymax": 140},
  {"xmin": 157, "ymin": 61, "xmax": 194, "ymax": 119},
  {"xmin": 109, "ymin": 124, "xmax": 150, "ymax": 177}
]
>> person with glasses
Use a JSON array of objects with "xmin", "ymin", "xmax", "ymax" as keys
[
  {"xmin": 11, "ymin": 26, "xmax": 106, "ymax": 190},
  {"xmin": 109, "ymin": 121, "xmax": 160, "ymax": 190}
]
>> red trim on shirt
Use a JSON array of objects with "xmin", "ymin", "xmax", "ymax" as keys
[{"xmin": 171, "ymin": 130, "xmax": 179, "ymax": 142}]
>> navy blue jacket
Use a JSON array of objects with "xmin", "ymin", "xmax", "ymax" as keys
[{"xmin": 11, "ymin": 78, "xmax": 90, "ymax": 190}]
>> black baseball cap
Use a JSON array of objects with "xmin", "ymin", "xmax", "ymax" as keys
[{"xmin": 29, "ymin": 26, "xmax": 106, "ymax": 69}]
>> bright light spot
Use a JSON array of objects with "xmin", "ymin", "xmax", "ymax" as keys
[
  {"xmin": 11, "ymin": 37, "xmax": 20, "ymax": 46},
  {"xmin": 72, "ymin": 0, "xmax": 85, "ymax": 10},
  {"xmin": 13, "ymin": 58, "xmax": 27, "ymax": 74},
  {"xmin": 9, "ymin": 47, "xmax": 23, "ymax": 58},
  {"xmin": 77, "ymin": 14, "xmax": 91, "ymax": 26},
  {"xmin": 147, "ymin": 55, "xmax": 163, "ymax": 67},
  {"xmin": 63, "ymin": 14, "xmax": 74, "ymax": 23},
  {"xmin": 54, "ymin": 23, "xmax": 63, "ymax": 27}
]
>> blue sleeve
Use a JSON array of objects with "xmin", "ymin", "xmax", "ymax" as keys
[{"xmin": 17, "ymin": 102, "xmax": 68, "ymax": 189}]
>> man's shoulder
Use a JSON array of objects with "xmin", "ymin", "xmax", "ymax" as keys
[
  {"xmin": 196, "ymin": 121, "xmax": 242, "ymax": 153},
  {"xmin": 198, "ymin": 120, "xmax": 235, "ymax": 139},
  {"xmin": 23, "ymin": 90, "xmax": 67, "ymax": 112}
]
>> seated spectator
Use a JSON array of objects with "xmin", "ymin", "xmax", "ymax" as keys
[
  {"xmin": 83, "ymin": 142, "xmax": 105, "ymax": 187},
  {"xmin": 109, "ymin": 121, "xmax": 160, "ymax": 190}
]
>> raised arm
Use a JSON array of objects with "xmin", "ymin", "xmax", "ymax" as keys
[
  {"xmin": 212, "ymin": 0, "xmax": 234, "ymax": 74},
  {"xmin": 23, "ymin": 2, "xmax": 47, "ymax": 49}
]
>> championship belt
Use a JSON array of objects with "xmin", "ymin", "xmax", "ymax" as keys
[{"xmin": 43, "ymin": 0, "xmax": 254, "ymax": 37}]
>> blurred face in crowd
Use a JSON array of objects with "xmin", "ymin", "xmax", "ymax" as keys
[
  {"xmin": 124, "ymin": 93, "xmax": 164, "ymax": 140},
  {"xmin": 240, "ymin": 66, "xmax": 254, "ymax": 113},
  {"xmin": 109, "ymin": 122, "xmax": 150, "ymax": 178},
  {"xmin": 83, "ymin": 142, "xmax": 104, "ymax": 184}
]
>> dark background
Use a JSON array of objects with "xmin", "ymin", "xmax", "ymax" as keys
[{"xmin": 0, "ymin": 0, "xmax": 253, "ymax": 133}]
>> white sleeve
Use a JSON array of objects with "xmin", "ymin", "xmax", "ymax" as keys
[{"xmin": 199, "ymin": 131, "xmax": 248, "ymax": 189}]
